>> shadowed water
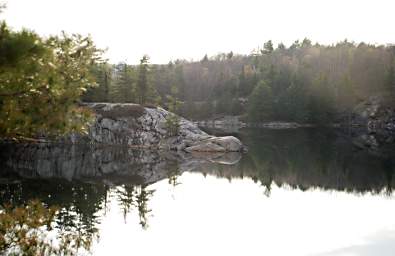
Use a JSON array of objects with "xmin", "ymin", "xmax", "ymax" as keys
[{"xmin": 1, "ymin": 128, "xmax": 395, "ymax": 255}]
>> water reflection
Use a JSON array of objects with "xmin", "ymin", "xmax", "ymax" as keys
[
  {"xmin": 93, "ymin": 174, "xmax": 395, "ymax": 256},
  {"xmin": 115, "ymin": 184, "xmax": 155, "ymax": 229},
  {"xmin": 2, "ymin": 128, "xmax": 395, "ymax": 208},
  {"xmin": 1, "ymin": 128, "xmax": 395, "ymax": 255},
  {"xmin": 315, "ymin": 230, "xmax": 395, "ymax": 256},
  {"xmin": 217, "ymin": 128, "xmax": 395, "ymax": 195}
]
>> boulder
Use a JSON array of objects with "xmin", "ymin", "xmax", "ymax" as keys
[{"xmin": 76, "ymin": 103, "xmax": 245, "ymax": 153}]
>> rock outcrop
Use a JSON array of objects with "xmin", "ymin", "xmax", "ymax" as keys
[
  {"xmin": 347, "ymin": 95, "xmax": 395, "ymax": 152},
  {"xmin": 74, "ymin": 103, "xmax": 245, "ymax": 152},
  {"xmin": 352, "ymin": 95, "xmax": 395, "ymax": 132}
]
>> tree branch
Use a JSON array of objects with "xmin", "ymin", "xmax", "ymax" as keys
[{"xmin": 0, "ymin": 85, "xmax": 47, "ymax": 97}]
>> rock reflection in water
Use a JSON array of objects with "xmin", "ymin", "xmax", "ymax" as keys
[
  {"xmin": 1, "ymin": 127, "xmax": 395, "ymax": 240},
  {"xmin": 0, "ymin": 143, "xmax": 242, "ymax": 185},
  {"xmin": 202, "ymin": 127, "xmax": 395, "ymax": 195},
  {"xmin": 0, "ymin": 142, "xmax": 243, "ymax": 237}
]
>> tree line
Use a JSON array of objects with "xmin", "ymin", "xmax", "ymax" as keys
[
  {"xmin": 2, "ymin": 4, "xmax": 395, "ymax": 139},
  {"xmin": 84, "ymin": 39, "xmax": 395, "ymax": 124}
]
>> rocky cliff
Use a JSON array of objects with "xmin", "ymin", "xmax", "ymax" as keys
[
  {"xmin": 352, "ymin": 96, "xmax": 395, "ymax": 132},
  {"xmin": 349, "ymin": 96, "xmax": 395, "ymax": 151},
  {"xmin": 71, "ymin": 103, "xmax": 244, "ymax": 152}
]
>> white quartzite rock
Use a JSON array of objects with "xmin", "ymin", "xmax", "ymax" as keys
[{"xmin": 82, "ymin": 103, "xmax": 245, "ymax": 153}]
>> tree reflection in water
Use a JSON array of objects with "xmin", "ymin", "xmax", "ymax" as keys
[
  {"xmin": 136, "ymin": 186, "xmax": 154, "ymax": 229},
  {"xmin": 167, "ymin": 161, "xmax": 182, "ymax": 188},
  {"xmin": 0, "ymin": 179, "xmax": 157, "ymax": 254},
  {"xmin": 116, "ymin": 184, "xmax": 136, "ymax": 222},
  {"xmin": 0, "ymin": 200, "xmax": 98, "ymax": 255},
  {"xmin": 1, "ymin": 127, "xmax": 395, "ymax": 253},
  {"xmin": 115, "ymin": 184, "xmax": 155, "ymax": 229}
]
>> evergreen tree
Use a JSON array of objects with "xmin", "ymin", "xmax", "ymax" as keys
[
  {"xmin": 165, "ymin": 84, "xmax": 181, "ymax": 137},
  {"xmin": 0, "ymin": 23, "xmax": 102, "ymax": 138},
  {"xmin": 136, "ymin": 55, "xmax": 149, "ymax": 104},
  {"xmin": 308, "ymin": 74, "xmax": 335, "ymax": 124},
  {"xmin": 201, "ymin": 54, "xmax": 209, "ymax": 63},
  {"xmin": 261, "ymin": 40, "xmax": 274, "ymax": 54},
  {"xmin": 386, "ymin": 57, "xmax": 394, "ymax": 96},
  {"xmin": 82, "ymin": 63, "xmax": 112, "ymax": 102},
  {"xmin": 227, "ymin": 51, "xmax": 234, "ymax": 60},
  {"xmin": 80, "ymin": 39, "xmax": 395, "ymax": 125},
  {"xmin": 174, "ymin": 64, "xmax": 186, "ymax": 100},
  {"xmin": 248, "ymin": 80, "xmax": 274, "ymax": 121},
  {"xmin": 112, "ymin": 63, "xmax": 135, "ymax": 103}
]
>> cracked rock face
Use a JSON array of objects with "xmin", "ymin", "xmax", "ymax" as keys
[{"xmin": 77, "ymin": 103, "xmax": 245, "ymax": 152}]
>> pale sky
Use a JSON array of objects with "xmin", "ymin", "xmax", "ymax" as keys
[{"xmin": 2, "ymin": 0, "xmax": 395, "ymax": 64}]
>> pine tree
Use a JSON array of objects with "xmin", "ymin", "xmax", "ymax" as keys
[
  {"xmin": 248, "ymin": 80, "xmax": 274, "ymax": 121},
  {"xmin": 0, "ymin": 23, "xmax": 102, "ymax": 138},
  {"xmin": 82, "ymin": 63, "xmax": 112, "ymax": 102},
  {"xmin": 137, "ymin": 55, "xmax": 149, "ymax": 104},
  {"xmin": 386, "ymin": 60, "xmax": 394, "ymax": 96},
  {"xmin": 113, "ymin": 63, "xmax": 135, "ymax": 103},
  {"xmin": 165, "ymin": 84, "xmax": 181, "ymax": 137}
]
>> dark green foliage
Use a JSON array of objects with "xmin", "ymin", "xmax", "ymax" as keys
[
  {"xmin": 115, "ymin": 184, "xmax": 154, "ymax": 229},
  {"xmin": 239, "ymin": 64, "xmax": 258, "ymax": 97},
  {"xmin": 82, "ymin": 39, "xmax": 394, "ymax": 125},
  {"xmin": 82, "ymin": 63, "xmax": 112, "ymax": 102},
  {"xmin": 137, "ymin": 55, "xmax": 149, "ymax": 104},
  {"xmin": 82, "ymin": 57, "xmax": 161, "ymax": 105},
  {"xmin": 0, "ymin": 22, "xmax": 102, "ymax": 138},
  {"xmin": 111, "ymin": 63, "xmax": 135, "ymax": 103},
  {"xmin": 387, "ymin": 64, "xmax": 394, "ymax": 92},
  {"xmin": 0, "ymin": 200, "xmax": 97, "ymax": 255},
  {"xmin": 261, "ymin": 40, "xmax": 274, "ymax": 54},
  {"xmin": 307, "ymin": 74, "xmax": 336, "ymax": 124},
  {"xmin": 248, "ymin": 80, "xmax": 274, "ymax": 121},
  {"xmin": 386, "ymin": 49, "xmax": 395, "ymax": 95},
  {"xmin": 165, "ymin": 84, "xmax": 181, "ymax": 137}
]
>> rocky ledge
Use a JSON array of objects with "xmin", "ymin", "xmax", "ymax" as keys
[
  {"xmin": 73, "ymin": 103, "xmax": 245, "ymax": 152},
  {"xmin": 352, "ymin": 95, "xmax": 395, "ymax": 133}
]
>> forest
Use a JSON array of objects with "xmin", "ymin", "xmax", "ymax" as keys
[
  {"xmin": 2, "ymin": 1, "xmax": 395, "ymax": 255},
  {"xmin": 83, "ymin": 39, "xmax": 395, "ymax": 124},
  {"xmin": 1, "ymin": 10, "xmax": 395, "ymax": 139}
]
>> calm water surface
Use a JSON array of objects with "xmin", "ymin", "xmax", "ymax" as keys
[{"xmin": 1, "ymin": 128, "xmax": 395, "ymax": 256}]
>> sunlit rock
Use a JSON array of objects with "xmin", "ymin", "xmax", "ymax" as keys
[{"xmin": 80, "ymin": 103, "xmax": 244, "ymax": 152}]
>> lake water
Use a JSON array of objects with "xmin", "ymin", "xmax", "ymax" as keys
[{"xmin": 1, "ymin": 128, "xmax": 395, "ymax": 256}]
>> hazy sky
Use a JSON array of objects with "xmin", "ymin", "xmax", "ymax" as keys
[{"xmin": 3, "ymin": 0, "xmax": 395, "ymax": 64}]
